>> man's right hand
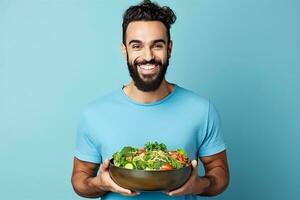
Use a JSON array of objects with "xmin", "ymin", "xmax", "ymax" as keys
[
  {"xmin": 71, "ymin": 157, "xmax": 140, "ymax": 198},
  {"xmin": 91, "ymin": 159, "xmax": 140, "ymax": 196}
]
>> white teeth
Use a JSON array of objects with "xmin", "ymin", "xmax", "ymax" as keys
[{"xmin": 138, "ymin": 64, "xmax": 156, "ymax": 70}]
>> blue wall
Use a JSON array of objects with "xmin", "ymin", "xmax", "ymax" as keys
[{"xmin": 0, "ymin": 0, "xmax": 299, "ymax": 199}]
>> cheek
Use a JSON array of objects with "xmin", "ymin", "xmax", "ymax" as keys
[
  {"xmin": 155, "ymin": 51, "xmax": 168, "ymax": 62},
  {"xmin": 127, "ymin": 52, "xmax": 140, "ymax": 63}
]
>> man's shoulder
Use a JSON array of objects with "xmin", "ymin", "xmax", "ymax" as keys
[
  {"xmin": 176, "ymin": 86, "xmax": 210, "ymax": 107},
  {"xmin": 81, "ymin": 89, "xmax": 121, "ymax": 114}
]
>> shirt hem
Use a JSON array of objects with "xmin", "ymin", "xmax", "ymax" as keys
[
  {"xmin": 74, "ymin": 151, "xmax": 101, "ymax": 164},
  {"xmin": 199, "ymin": 143, "xmax": 226, "ymax": 157}
]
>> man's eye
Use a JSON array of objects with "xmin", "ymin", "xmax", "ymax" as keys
[
  {"xmin": 154, "ymin": 44, "xmax": 163, "ymax": 49},
  {"xmin": 132, "ymin": 45, "xmax": 141, "ymax": 49}
]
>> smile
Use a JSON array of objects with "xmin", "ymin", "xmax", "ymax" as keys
[
  {"xmin": 137, "ymin": 64, "xmax": 159, "ymax": 75},
  {"xmin": 138, "ymin": 64, "xmax": 158, "ymax": 70}
]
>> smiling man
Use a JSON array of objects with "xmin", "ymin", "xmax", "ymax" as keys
[
  {"xmin": 124, "ymin": 21, "xmax": 170, "ymax": 93},
  {"xmin": 71, "ymin": 1, "xmax": 229, "ymax": 199}
]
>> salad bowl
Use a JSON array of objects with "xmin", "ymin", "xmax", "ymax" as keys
[
  {"xmin": 109, "ymin": 142, "xmax": 193, "ymax": 191},
  {"xmin": 109, "ymin": 159, "xmax": 192, "ymax": 191}
]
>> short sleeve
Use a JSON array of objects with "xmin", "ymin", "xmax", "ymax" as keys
[
  {"xmin": 198, "ymin": 102, "xmax": 226, "ymax": 157},
  {"xmin": 74, "ymin": 112, "xmax": 102, "ymax": 164}
]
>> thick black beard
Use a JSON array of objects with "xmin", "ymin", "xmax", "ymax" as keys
[{"xmin": 127, "ymin": 57, "xmax": 169, "ymax": 92}]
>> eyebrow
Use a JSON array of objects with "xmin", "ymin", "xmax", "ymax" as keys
[
  {"xmin": 152, "ymin": 39, "xmax": 166, "ymax": 44},
  {"xmin": 128, "ymin": 40, "xmax": 142, "ymax": 45},
  {"xmin": 128, "ymin": 39, "xmax": 166, "ymax": 45}
]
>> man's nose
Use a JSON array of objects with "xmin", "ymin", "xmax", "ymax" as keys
[{"xmin": 143, "ymin": 47, "xmax": 154, "ymax": 61}]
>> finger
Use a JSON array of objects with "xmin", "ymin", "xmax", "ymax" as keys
[
  {"xmin": 129, "ymin": 191, "xmax": 141, "ymax": 196},
  {"xmin": 103, "ymin": 159, "xmax": 110, "ymax": 168},
  {"xmin": 114, "ymin": 186, "xmax": 140, "ymax": 196},
  {"xmin": 121, "ymin": 192, "xmax": 140, "ymax": 196},
  {"xmin": 109, "ymin": 178, "xmax": 140, "ymax": 196},
  {"xmin": 191, "ymin": 160, "xmax": 197, "ymax": 168},
  {"xmin": 167, "ymin": 186, "xmax": 186, "ymax": 196},
  {"xmin": 191, "ymin": 160, "xmax": 198, "ymax": 175},
  {"xmin": 100, "ymin": 159, "xmax": 110, "ymax": 171},
  {"xmin": 167, "ymin": 183, "xmax": 189, "ymax": 196},
  {"xmin": 116, "ymin": 187, "xmax": 140, "ymax": 196}
]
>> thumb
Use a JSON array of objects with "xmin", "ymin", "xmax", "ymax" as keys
[
  {"xmin": 191, "ymin": 160, "xmax": 198, "ymax": 174},
  {"xmin": 100, "ymin": 159, "xmax": 110, "ymax": 172},
  {"xmin": 191, "ymin": 160, "xmax": 197, "ymax": 168}
]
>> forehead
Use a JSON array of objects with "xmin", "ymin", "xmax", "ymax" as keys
[{"xmin": 125, "ymin": 21, "xmax": 168, "ymax": 44}]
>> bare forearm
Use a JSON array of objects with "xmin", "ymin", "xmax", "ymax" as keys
[
  {"xmin": 199, "ymin": 166, "xmax": 229, "ymax": 196},
  {"xmin": 72, "ymin": 173, "xmax": 107, "ymax": 198}
]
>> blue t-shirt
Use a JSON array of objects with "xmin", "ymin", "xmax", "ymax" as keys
[{"xmin": 75, "ymin": 84, "xmax": 226, "ymax": 200}]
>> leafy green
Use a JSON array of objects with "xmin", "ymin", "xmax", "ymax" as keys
[
  {"xmin": 113, "ymin": 146, "xmax": 138, "ymax": 167},
  {"xmin": 169, "ymin": 156, "xmax": 183, "ymax": 168},
  {"xmin": 177, "ymin": 148, "xmax": 187, "ymax": 156},
  {"xmin": 145, "ymin": 141, "xmax": 167, "ymax": 152},
  {"xmin": 112, "ymin": 142, "xmax": 188, "ymax": 170}
]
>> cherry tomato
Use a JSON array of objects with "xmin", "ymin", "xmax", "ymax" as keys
[{"xmin": 160, "ymin": 163, "xmax": 173, "ymax": 170}]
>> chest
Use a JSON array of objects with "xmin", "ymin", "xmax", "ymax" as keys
[{"xmin": 88, "ymin": 107, "xmax": 206, "ymax": 161}]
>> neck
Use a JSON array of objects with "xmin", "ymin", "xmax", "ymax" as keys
[{"xmin": 123, "ymin": 79, "xmax": 174, "ymax": 104}]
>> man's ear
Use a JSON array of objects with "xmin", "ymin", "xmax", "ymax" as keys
[
  {"xmin": 168, "ymin": 40, "xmax": 173, "ymax": 58},
  {"xmin": 121, "ymin": 43, "xmax": 127, "ymax": 58}
]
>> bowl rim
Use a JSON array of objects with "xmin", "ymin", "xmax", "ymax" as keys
[{"xmin": 109, "ymin": 158, "xmax": 192, "ymax": 172}]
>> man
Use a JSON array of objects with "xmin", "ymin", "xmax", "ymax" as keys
[{"xmin": 71, "ymin": 0, "xmax": 229, "ymax": 199}]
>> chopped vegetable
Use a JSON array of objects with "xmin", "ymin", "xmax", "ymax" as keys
[
  {"xmin": 124, "ymin": 163, "xmax": 134, "ymax": 169},
  {"xmin": 112, "ymin": 142, "xmax": 190, "ymax": 170},
  {"xmin": 160, "ymin": 163, "xmax": 173, "ymax": 170}
]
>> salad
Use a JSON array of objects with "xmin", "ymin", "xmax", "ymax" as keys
[{"xmin": 112, "ymin": 142, "xmax": 190, "ymax": 170}]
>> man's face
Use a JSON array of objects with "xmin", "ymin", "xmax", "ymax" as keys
[{"xmin": 122, "ymin": 21, "xmax": 172, "ymax": 92}]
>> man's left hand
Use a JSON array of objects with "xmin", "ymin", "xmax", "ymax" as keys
[{"xmin": 166, "ymin": 160, "xmax": 210, "ymax": 196}]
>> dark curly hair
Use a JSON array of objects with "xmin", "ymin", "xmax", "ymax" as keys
[{"xmin": 122, "ymin": 0, "xmax": 176, "ymax": 45}]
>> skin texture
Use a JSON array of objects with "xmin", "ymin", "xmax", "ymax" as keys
[{"xmin": 71, "ymin": 21, "xmax": 230, "ymax": 198}]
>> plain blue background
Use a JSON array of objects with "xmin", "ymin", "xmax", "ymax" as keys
[{"xmin": 0, "ymin": 0, "xmax": 299, "ymax": 199}]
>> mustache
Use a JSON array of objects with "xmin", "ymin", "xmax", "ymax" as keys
[{"xmin": 133, "ymin": 58, "xmax": 163, "ymax": 66}]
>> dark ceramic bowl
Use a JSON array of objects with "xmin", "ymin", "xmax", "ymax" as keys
[{"xmin": 109, "ymin": 159, "xmax": 192, "ymax": 191}]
